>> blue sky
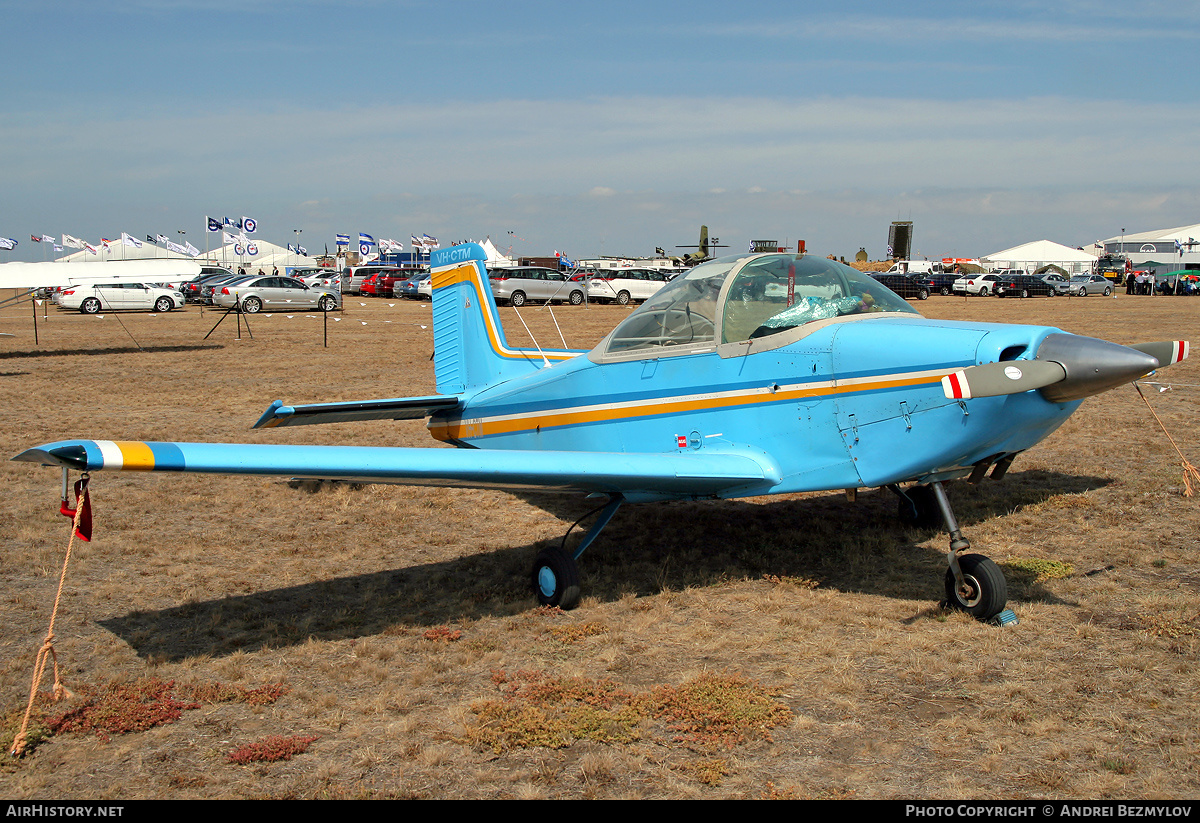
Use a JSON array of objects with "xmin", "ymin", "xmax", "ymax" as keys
[{"xmin": 3, "ymin": 0, "xmax": 1198, "ymax": 262}]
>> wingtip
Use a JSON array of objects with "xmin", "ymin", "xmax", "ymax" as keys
[{"xmin": 11, "ymin": 442, "xmax": 92, "ymax": 469}]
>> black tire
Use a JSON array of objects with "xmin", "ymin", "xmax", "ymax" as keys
[
  {"xmin": 616, "ymin": 290, "xmax": 631, "ymax": 306},
  {"xmin": 898, "ymin": 484, "xmax": 943, "ymax": 529},
  {"xmin": 978, "ymin": 287, "xmax": 989, "ymax": 297},
  {"xmin": 1103, "ymin": 287, "xmax": 1112, "ymax": 296},
  {"xmin": 917, "ymin": 288, "xmax": 929, "ymax": 301},
  {"xmin": 1020, "ymin": 289, "xmax": 1030, "ymax": 299},
  {"xmin": 940, "ymin": 286, "xmax": 951, "ymax": 296},
  {"xmin": 153, "ymin": 296, "xmax": 173, "ymax": 313},
  {"xmin": 241, "ymin": 296, "xmax": 262, "ymax": 313},
  {"xmin": 532, "ymin": 547, "xmax": 581, "ymax": 609},
  {"xmin": 80, "ymin": 297, "xmax": 101, "ymax": 314},
  {"xmin": 944, "ymin": 554, "xmax": 1007, "ymax": 620},
  {"xmin": 1079, "ymin": 288, "xmax": 1087, "ymax": 297},
  {"xmin": 568, "ymin": 290, "xmax": 584, "ymax": 306},
  {"xmin": 510, "ymin": 291, "xmax": 526, "ymax": 308},
  {"xmin": 319, "ymin": 295, "xmax": 337, "ymax": 311}
]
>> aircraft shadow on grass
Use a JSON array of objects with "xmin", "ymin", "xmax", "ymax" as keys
[
  {"xmin": 0, "ymin": 345, "xmax": 223, "ymax": 359},
  {"xmin": 98, "ymin": 469, "xmax": 1107, "ymax": 662}
]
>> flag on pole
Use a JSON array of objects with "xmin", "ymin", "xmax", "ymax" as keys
[
  {"xmin": 242, "ymin": 217, "xmax": 257, "ymax": 234},
  {"xmin": 30, "ymin": 235, "xmax": 41, "ymax": 243},
  {"xmin": 207, "ymin": 217, "xmax": 221, "ymax": 232},
  {"xmin": 121, "ymin": 232, "xmax": 142, "ymax": 248},
  {"xmin": 42, "ymin": 234, "xmax": 55, "ymax": 244},
  {"xmin": 156, "ymin": 234, "xmax": 170, "ymax": 244},
  {"xmin": 0, "ymin": 237, "xmax": 16, "ymax": 250},
  {"xmin": 62, "ymin": 234, "xmax": 84, "ymax": 249},
  {"xmin": 84, "ymin": 243, "xmax": 98, "ymax": 255},
  {"xmin": 184, "ymin": 242, "xmax": 200, "ymax": 257},
  {"xmin": 422, "ymin": 234, "xmax": 439, "ymax": 249},
  {"xmin": 359, "ymin": 233, "xmax": 375, "ymax": 256},
  {"xmin": 165, "ymin": 240, "xmax": 187, "ymax": 255},
  {"xmin": 335, "ymin": 233, "xmax": 350, "ymax": 247}
]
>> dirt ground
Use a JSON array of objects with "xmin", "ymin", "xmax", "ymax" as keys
[{"xmin": 0, "ymin": 287, "xmax": 1197, "ymax": 799}]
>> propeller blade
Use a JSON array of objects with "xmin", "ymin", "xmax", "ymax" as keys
[
  {"xmin": 1128, "ymin": 340, "xmax": 1189, "ymax": 367},
  {"xmin": 942, "ymin": 361, "xmax": 1066, "ymax": 400}
]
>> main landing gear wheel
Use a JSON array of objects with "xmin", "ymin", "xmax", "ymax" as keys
[
  {"xmin": 944, "ymin": 554, "xmax": 1007, "ymax": 620},
  {"xmin": 532, "ymin": 547, "xmax": 581, "ymax": 609}
]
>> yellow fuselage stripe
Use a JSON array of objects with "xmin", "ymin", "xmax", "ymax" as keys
[{"xmin": 429, "ymin": 371, "xmax": 943, "ymax": 441}]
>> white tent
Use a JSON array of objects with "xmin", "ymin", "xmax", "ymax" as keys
[
  {"xmin": 981, "ymin": 240, "xmax": 1096, "ymax": 275},
  {"xmin": 478, "ymin": 237, "xmax": 516, "ymax": 267},
  {"xmin": 56, "ymin": 237, "xmax": 317, "ymax": 272}
]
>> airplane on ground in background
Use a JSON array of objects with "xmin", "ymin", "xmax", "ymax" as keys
[
  {"xmin": 662, "ymin": 225, "xmax": 728, "ymax": 267},
  {"xmin": 14, "ymin": 244, "xmax": 1189, "ymax": 621}
]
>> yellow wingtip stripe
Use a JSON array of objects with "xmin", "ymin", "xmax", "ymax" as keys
[{"xmin": 113, "ymin": 441, "xmax": 156, "ymax": 470}]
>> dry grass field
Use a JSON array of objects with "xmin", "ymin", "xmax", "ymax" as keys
[{"xmin": 1, "ymin": 288, "xmax": 1198, "ymax": 799}]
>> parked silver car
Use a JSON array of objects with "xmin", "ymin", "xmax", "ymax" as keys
[
  {"xmin": 487, "ymin": 267, "xmax": 587, "ymax": 307},
  {"xmin": 213, "ymin": 275, "xmax": 340, "ymax": 312},
  {"xmin": 1039, "ymin": 272, "xmax": 1071, "ymax": 295},
  {"xmin": 1067, "ymin": 274, "xmax": 1114, "ymax": 296}
]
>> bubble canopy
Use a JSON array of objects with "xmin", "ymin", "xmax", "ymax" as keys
[{"xmin": 599, "ymin": 253, "xmax": 919, "ymax": 357}]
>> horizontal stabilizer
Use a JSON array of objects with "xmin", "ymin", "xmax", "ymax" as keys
[
  {"xmin": 942, "ymin": 361, "xmax": 1066, "ymax": 400},
  {"xmin": 13, "ymin": 440, "xmax": 782, "ymax": 498},
  {"xmin": 253, "ymin": 396, "xmax": 461, "ymax": 429},
  {"xmin": 1128, "ymin": 340, "xmax": 1190, "ymax": 368}
]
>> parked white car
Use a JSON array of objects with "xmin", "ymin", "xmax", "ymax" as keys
[
  {"xmin": 57, "ymin": 282, "xmax": 185, "ymax": 314},
  {"xmin": 952, "ymin": 273, "xmax": 1002, "ymax": 296},
  {"xmin": 586, "ymin": 268, "xmax": 677, "ymax": 305}
]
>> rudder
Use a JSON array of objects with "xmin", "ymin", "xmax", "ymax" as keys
[{"xmin": 429, "ymin": 243, "xmax": 577, "ymax": 395}]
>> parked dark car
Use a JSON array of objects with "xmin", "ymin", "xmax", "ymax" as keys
[
  {"xmin": 927, "ymin": 272, "xmax": 959, "ymax": 296},
  {"xmin": 871, "ymin": 273, "xmax": 933, "ymax": 301},
  {"xmin": 179, "ymin": 267, "xmax": 236, "ymax": 303},
  {"xmin": 995, "ymin": 274, "xmax": 1055, "ymax": 298}
]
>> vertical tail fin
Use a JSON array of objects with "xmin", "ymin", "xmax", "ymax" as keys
[{"xmin": 429, "ymin": 244, "xmax": 578, "ymax": 396}]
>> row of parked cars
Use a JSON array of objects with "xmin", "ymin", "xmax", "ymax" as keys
[
  {"xmin": 344, "ymin": 264, "xmax": 683, "ymax": 307},
  {"xmin": 871, "ymin": 269, "xmax": 1117, "ymax": 300}
]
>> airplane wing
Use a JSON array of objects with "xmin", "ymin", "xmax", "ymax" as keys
[
  {"xmin": 253, "ymin": 396, "xmax": 462, "ymax": 428},
  {"xmin": 12, "ymin": 440, "xmax": 783, "ymax": 499},
  {"xmin": 0, "ymin": 260, "xmax": 202, "ymax": 289}
]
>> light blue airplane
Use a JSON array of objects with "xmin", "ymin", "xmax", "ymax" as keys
[{"xmin": 14, "ymin": 244, "xmax": 1189, "ymax": 620}]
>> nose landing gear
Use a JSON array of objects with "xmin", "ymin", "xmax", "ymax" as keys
[{"xmin": 892, "ymin": 481, "xmax": 1013, "ymax": 623}]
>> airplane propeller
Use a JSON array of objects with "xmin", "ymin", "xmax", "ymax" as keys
[{"xmin": 943, "ymin": 335, "xmax": 1187, "ymax": 402}]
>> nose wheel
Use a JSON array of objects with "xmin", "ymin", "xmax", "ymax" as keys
[
  {"xmin": 894, "ymin": 481, "xmax": 1010, "ymax": 621},
  {"xmin": 944, "ymin": 553, "xmax": 1007, "ymax": 619}
]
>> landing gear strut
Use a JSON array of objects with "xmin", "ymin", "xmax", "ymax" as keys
[
  {"xmin": 891, "ymin": 481, "xmax": 1009, "ymax": 621},
  {"xmin": 530, "ymin": 494, "xmax": 624, "ymax": 609}
]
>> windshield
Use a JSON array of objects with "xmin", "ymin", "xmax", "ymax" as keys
[{"xmin": 603, "ymin": 253, "xmax": 917, "ymax": 355}]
